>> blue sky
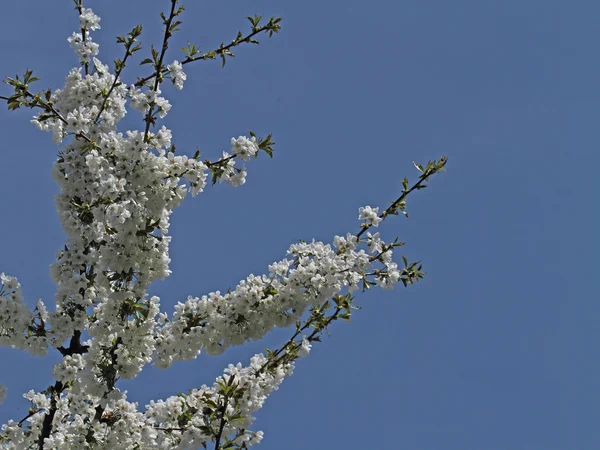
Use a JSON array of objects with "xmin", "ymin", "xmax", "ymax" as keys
[{"xmin": 1, "ymin": 0, "xmax": 598, "ymax": 449}]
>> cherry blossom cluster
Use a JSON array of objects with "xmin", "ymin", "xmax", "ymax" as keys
[
  {"xmin": 146, "ymin": 351, "xmax": 294, "ymax": 448},
  {"xmin": 67, "ymin": 8, "xmax": 101, "ymax": 65},
  {"xmin": 154, "ymin": 231, "xmax": 400, "ymax": 368},
  {"xmin": 358, "ymin": 205, "xmax": 382, "ymax": 227},
  {"xmin": 0, "ymin": 273, "xmax": 48, "ymax": 356},
  {"xmin": 167, "ymin": 60, "xmax": 186, "ymax": 90},
  {"xmin": 230, "ymin": 135, "xmax": 259, "ymax": 161},
  {"xmin": 1, "ymin": 389, "xmax": 149, "ymax": 450},
  {"xmin": 0, "ymin": 3, "xmax": 442, "ymax": 448},
  {"xmin": 0, "ymin": 5, "xmax": 281, "ymax": 446},
  {"xmin": 1, "ymin": 349, "xmax": 295, "ymax": 448}
]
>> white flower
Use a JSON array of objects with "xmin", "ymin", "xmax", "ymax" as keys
[
  {"xmin": 167, "ymin": 60, "xmax": 187, "ymax": 90},
  {"xmin": 298, "ymin": 338, "xmax": 312, "ymax": 357},
  {"xmin": 154, "ymin": 93, "xmax": 172, "ymax": 118},
  {"xmin": 67, "ymin": 32, "xmax": 99, "ymax": 63},
  {"xmin": 248, "ymin": 431, "xmax": 264, "ymax": 445},
  {"xmin": 92, "ymin": 57, "xmax": 109, "ymax": 75},
  {"xmin": 366, "ymin": 232, "xmax": 383, "ymax": 253},
  {"xmin": 80, "ymin": 7, "xmax": 101, "ymax": 31},
  {"xmin": 0, "ymin": 6, "xmax": 413, "ymax": 446},
  {"xmin": 358, "ymin": 205, "xmax": 382, "ymax": 227},
  {"xmin": 226, "ymin": 168, "xmax": 247, "ymax": 187},
  {"xmin": 333, "ymin": 233, "xmax": 358, "ymax": 252},
  {"xmin": 231, "ymin": 136, "xmax": 259, "ymax": 161},
  {"xmin": 129, "ymin": 87, "xmax": 149, "ymax": 112},
  {"xmin": 154, "ymin": 126, "xmax": 172, "ymax": 151}
]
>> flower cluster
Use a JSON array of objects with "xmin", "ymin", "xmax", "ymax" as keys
[
  {"xmin": 67, "ymin": 32, "xmax": 100, "ymax": 64},
  {"xmin": 130, "ymin": 87, "xmax": 172, "ymax": 118},
  {"xmin": 68, "ymin": 7, "xmax": 101, "ymax": 64},
  {"xmin": 0, "ymin": 5, "xmax": 438, "ymax": 449},
  {"xmin": 8, "ymin": 0, "xmax": 252, "ymax": 423},
  {"xmin": 231, "ymin": 135, "xmax": 259, "ymax": 161},
  {"xmin": 146, "ymin": 351, "xmax": 297, "ymax": 448},
  {"xmin": 358, "ymin": 205, "xmax": 382, "ymax": 227},
  {"xmin": 80, "ymin": 7, "xmax": 101, "ymax": 31},
  {"xmin": 167, "ymin": 60, "xmax": 187, "ymax": 90},
  {"xmin": 0, "ymin": 273, "xmax": 48, "ymax": 356},
  {"xmin": 154, "ymin": 232, "xmax": 403, "ymax": 367}
]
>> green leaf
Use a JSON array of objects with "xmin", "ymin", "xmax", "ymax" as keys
[{"xmin": 130, "ymin": 24, "xmax": 143, "ymax": 38}]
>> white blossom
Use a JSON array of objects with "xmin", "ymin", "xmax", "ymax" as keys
[
  {"xmin": 167, "ymin": 60, "xmax": 187, "ymax": 90},
  {"xmin": 231, "ymin": 135, "xmax": 259, "ymax": 161},
  {"xmin": 80, "ymin": 7, "xmax": 101, "ymax": 31},
  {"xmin": 358, "ymin": 205, "xmax": 382, "ymax": 227},
  {"xmin": 0, "ymin": 7, "xmax": 416, "ymax": 448},
  {"xmin": 67, "ymin": 32, "xmax": 99, "ymax": 63},
  {"xmin": 298, "ymin": 338, "xmax": 312, "ymax": 357}
]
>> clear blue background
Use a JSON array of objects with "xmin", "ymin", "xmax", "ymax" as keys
[{"xmin": 1, "ymin": 1, "xmax": 598, "ymax": 449}]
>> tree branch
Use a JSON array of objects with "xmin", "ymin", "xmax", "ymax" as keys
[
  {"xmin": 74, "ymin": 0, "xmax": 90, "ymax": 76},
  {"xmin": 94, "ymin": 25, "xmax": 142, "ymax": 123},
  {"xmin": 356, "ymin": 156, "xmax": 447, "ymax": 238},
  {"xmin": 213, "ymin": 375, "xmax": 236, "ymax": 450},
  {"xmin": 134, "ymin": 18, "xmax": 282, "ymax": 88},
  {"xmin": 143, "ymin": 0, "xmax": 179, "ymax": 142}
]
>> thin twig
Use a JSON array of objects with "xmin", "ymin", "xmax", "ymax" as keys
[
  {"xmin": 213, "ymin": 375, "xmax": 236, "ymax": 450},
  {"xmin": 143, "ymin": 0, "xmax": 178, "ymax": 142},
  {"xmin": 356, "ymin": 157, "xmax": 447, "ymax": 239},
  {"xmin": 135, "ymin": 21, "xmax": 279, "ymax": 88},
  {"xmin": 18, "ymin": 409, "xmax": 43, "ymax": 426},
  {"xmin": 95, "ymin": 49, "xmax": 132, "ymax": 122},
  {"xmin": 74, "ymin": 0, "xmax": 89, "ymax": 76}
]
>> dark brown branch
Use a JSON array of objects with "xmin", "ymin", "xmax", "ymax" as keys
[
  {"xmin": 134, "ymin": 19, "xmax": 281, "ymax": 88},
  {"xmin": 18, "ymin": 408, "xmax": 43, "ymax": 427},
  {"xmin": 35, "ymin": 329, "xmax": 89, "ymax": 447},
  {"xmin": 94, "ymin": 48, "xmax": 133, "ymax": 122},
  {"xmin": 57, "ymin": 330, "xmax": 89, "ymax": 356},
  {"xmin": 36, "ymin": 383, "xmax": 63, "ymax": 449},
  {"xmin": 213, "ymin": 375, "xmax": 236, "ymax": 450},
  {"xmin": 74, "ymin": 0, "xmax": 89, "ymax": 76},
  {"xmin": 143, "ymin": 0, "xmax": 178, "ymax": 142},
  {"xmin": 16, "ymin": 90, "xmax": 93, "ymax": 144}
]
